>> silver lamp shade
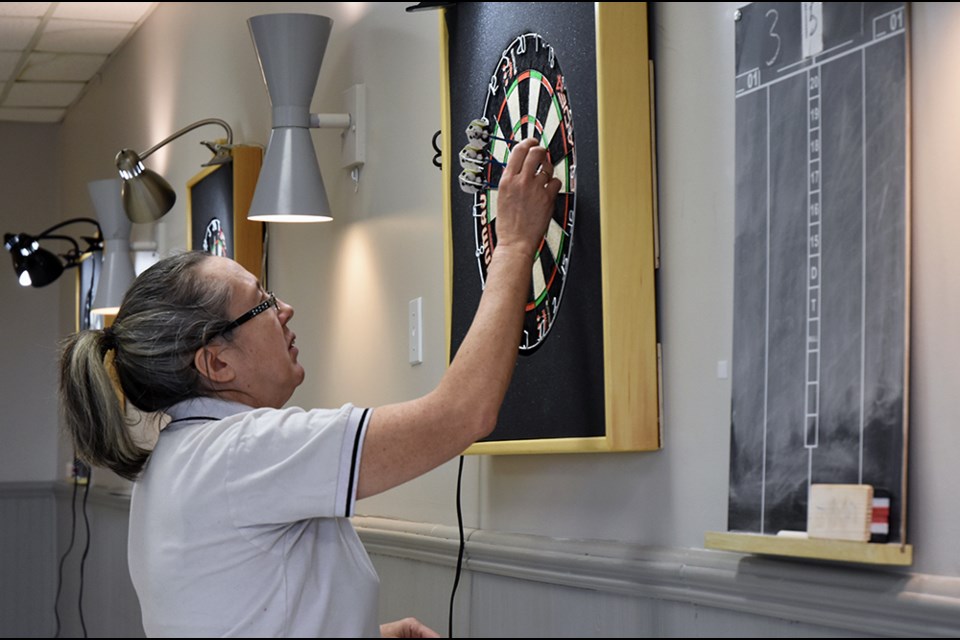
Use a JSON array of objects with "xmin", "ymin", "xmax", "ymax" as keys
[
  {"xmin": 88, "ymin": 178, "xmax": 135, "ymax": 315},
  {"xmin": 116, "ymin": 149, "xmax": 176, "ymax": 224}
]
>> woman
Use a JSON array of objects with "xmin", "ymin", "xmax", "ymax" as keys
[{"xmin": 59, "ymin": 139, "xmax": 561, "ymax": 637}]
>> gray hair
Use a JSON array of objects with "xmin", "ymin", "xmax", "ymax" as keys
[{"xmin": 58, "ymin": 251, "xmax": 234, "ymax": 480}]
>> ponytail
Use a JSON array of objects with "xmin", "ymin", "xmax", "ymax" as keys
[{"xmin": 59, "ymin": 328, "xmax": 148, "ymax": 480}]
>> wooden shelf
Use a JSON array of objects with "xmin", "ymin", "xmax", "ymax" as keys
[{"xmin": 705, "ymin": 531, "xmax": 913, "ymax": 566}]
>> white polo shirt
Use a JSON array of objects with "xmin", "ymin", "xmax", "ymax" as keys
[{"xmin": 128, "ymin": 397, "xmax": 380, "ymax": 637}]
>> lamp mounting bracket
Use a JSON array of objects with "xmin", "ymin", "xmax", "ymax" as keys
[
  {"xmin": 338, "ymin": 83, "xmax": 365, "ymax": 170},
  {"xmin": 304, "ymin": 84, "xmax": 366, "ymax": 170}
]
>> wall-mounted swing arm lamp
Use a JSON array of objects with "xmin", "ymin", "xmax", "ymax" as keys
[
  {"xmin": 115, "ymin": 118, "xmax": 234, "ymax": 223},
  {"xmin": 3, "ymin": 218, "xmax": 102, "ymax": 288},
  {"xmin": 247, "ymin": 13, "xmax": 366, "ymax": 222}
]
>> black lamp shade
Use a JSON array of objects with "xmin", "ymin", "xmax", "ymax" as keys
[
  {"xmin": 4, "ymin": 233, "xmax": 64, "ymax": 287},
  {"xmin": 20, "ymin": 247, "xmax": 64, "ymax": 287}
]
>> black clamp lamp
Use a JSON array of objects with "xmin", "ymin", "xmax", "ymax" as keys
[{"xmin": 4, "ymin": 218, "xmax": 103, "ymax": 288}]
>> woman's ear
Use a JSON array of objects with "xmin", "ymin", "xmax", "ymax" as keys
[{"xmin": 194, "ymin": 344, "xmax": 236, "ymax": 384}]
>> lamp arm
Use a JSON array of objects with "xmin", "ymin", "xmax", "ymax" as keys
[
  {"xmin": 44, "ymin": 232, "xmax": 106, "ymax": 265},
  {"xmin": 36, "ymin": 217, "xmax": 103, "ymax": 243},
  {"xmin": 137, "ymin": 118, "xmax": 234, "ymax": 162},
  {"xmin": 38, "ymin": 234, "xmax": 82, "ymax": 256}
]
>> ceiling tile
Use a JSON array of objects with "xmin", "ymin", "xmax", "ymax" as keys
[
  {"xmin": 20, "ymin": 52, "xmax": 108, "ymax": 81},
  {"xmin": 0, "ymin": 16, "xmax": 42, "ymax": 50},
  {"xmin": 5, "ymin": 81, "xmax": 84, "ymax": 107},
  {"xmin": 0, "ymin": 52, "xmax": 21, "ymax": 77},
  {"xmin": 53, "ymin": 2, "xmax": 154, "ymax": 23},
  {"xmin": 37, "ymin": 19, "xmax": 130, "ymax": 54},
  {"xmin": 0, "ymin": 106, "xmax": 65, "ymax": 123},
  {"xmin": 0, "ymin": 3, "xmax": 157, "ymax": 122},
  {"xmin": 0, "ymin": 3, "xmax": 51, "ymax": 19}
]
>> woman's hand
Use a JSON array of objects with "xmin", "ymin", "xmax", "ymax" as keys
[
  {"xmin": 493, "ymin": 137, "xmax": 562, "ymax": 260},
  {"xmin": 380, "ymin": 617, "xmax": 441, "ymax": 638}
]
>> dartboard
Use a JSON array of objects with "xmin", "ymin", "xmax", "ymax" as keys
[
  {"xmin": 470, "ymin": 32, "xmax": 576, "ymax": 355},
  {"xmin": 202, "ymin": 218, "xmax": 228, "ymax": 257}
]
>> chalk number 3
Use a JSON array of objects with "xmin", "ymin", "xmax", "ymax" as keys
[{"xmin": 765, "ymin": 9, "xmax": 781, "ymax": 67}]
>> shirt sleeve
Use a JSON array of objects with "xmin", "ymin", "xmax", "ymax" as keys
[{"xmin": 224, "ymin": 404, "xmax": 372, "ymax": 527}]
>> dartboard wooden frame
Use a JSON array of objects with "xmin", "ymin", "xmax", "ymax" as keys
[{"xmin": 441, "ymin": 2, "xmax": 661, "ymax": 454}]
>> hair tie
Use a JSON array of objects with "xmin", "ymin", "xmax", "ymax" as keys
[{"xmin": 101, "ymin": 325, "xmax": 118, "ymax": 353}]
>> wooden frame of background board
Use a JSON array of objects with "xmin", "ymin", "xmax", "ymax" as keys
[
  {"xmin": 75, "ymin": 250, "xmax": 103, "ymax": 332},
  {"xmin": 186, "ymin": 144, "xmax": 264, "ymax": 281},
  {"xmin": 440, "ymin": 3, "xmax": 661, "ymax": 454}
]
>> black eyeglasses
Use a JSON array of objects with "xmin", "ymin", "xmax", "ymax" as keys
[{"xmin": 210, "ymin": 292, "xmax": 278, "ymax": 340}]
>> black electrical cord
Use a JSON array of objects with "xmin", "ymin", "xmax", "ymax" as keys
[
  {"xmin": 405, "ymin": 2, "xmax": 455, "ymax": 13},
  {"xmin": 53, "ymin": 249, "xmax": 100, "ymax": 638},
  {"xmin": 447, "ymin": 455, "xmax": 465, "ymax": 638},
  {"xmin": 53, "ymin": 469, "xmax": 79, "ymax": 638},
  {"xmin": 78, "ymin": 466, "xmax": 92, "ymax": 638},
  {"xmin": 432, "ymin": 130, "xmax": 443, "ymax": 170},
  {"xmin": 59, "ymin": 253, "xmax": 98, "ymax": 639}
]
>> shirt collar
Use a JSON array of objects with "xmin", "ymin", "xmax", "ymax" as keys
[{"xmin": 166, "ymin": 396, "xmax": 254, "ymax": 422}]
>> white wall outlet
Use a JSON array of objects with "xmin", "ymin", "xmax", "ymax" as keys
[
  {"xmin": 717, "ymin": 360, "xmax": 729, "ymax": 379},
  {"xmin": 409, "ymin": 297, "xmax": 423, "ymax": 365}
]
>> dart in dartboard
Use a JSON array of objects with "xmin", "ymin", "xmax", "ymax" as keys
[{"xmin": 459, "ymin": 32, "xmax": 578, "ymax": 354}]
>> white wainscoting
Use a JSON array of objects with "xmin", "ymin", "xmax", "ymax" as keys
[
  {"xmin": 0, "ymin": 483, "xmax": 55, "ymax": 638},
  {"xmin": 356, "ymin": 516, "xmax": 960, "ymax": 638},
  {"xmin": 0, "ymin": 483, "xmax": 143, "ymax": 638},
  {"xmin": 4, "ymin": 485, "xmax": 958, "ymax": 638}
]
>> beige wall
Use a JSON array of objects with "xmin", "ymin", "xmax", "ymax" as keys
[
  {"xmin": 0, "ymin": 123, "xmax": 62, "ymax": 482},
  {"xmin": 4, "ymin": 0, "xmax": 958, "ymax": 590}
]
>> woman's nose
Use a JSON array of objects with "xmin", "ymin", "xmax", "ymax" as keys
[{"xmin": 277, "ymin": 298, "xmax": 294, "ymax": 322}]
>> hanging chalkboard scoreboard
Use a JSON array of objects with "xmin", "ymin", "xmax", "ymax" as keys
[{"xmin": 718, "ymin": 2, "xmax": 911, "ymax": 561}]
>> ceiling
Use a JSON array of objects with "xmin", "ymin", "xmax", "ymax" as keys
[{"xmin": 0, "ymin": 2, "xmax": 157, "ymax": 123}]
